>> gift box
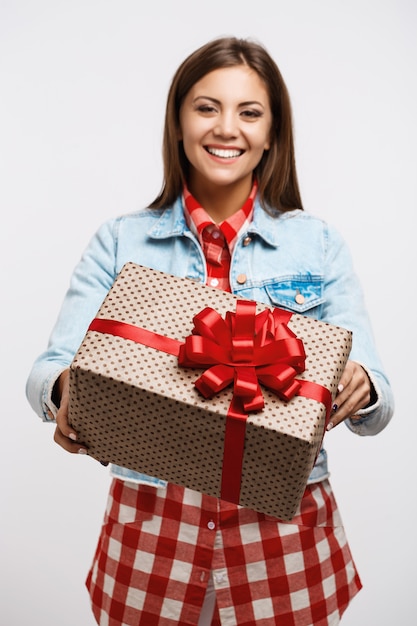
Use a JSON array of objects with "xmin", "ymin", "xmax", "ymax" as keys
[{"xmin": 69, "ymin": 262, "xmax": 351, "ymax": 520}]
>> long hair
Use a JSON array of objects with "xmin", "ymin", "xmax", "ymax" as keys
[{"xmin": 149, "ymin": 37, "xmax": 303, "ymax": 213}]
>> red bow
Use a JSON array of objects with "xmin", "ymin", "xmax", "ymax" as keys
[{"xmin": 178, "ymin": 300, "xmax": 306, "ymax": 412}]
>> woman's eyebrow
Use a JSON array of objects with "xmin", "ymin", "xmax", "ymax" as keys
[{"xmin": 192, "ymin": 95, "xmax": 220, "ymax": 105}]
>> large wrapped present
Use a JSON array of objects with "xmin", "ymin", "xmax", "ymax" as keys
[{"xmin": 69, "ymin": 262, "xmax": 351, "ymax": 520}]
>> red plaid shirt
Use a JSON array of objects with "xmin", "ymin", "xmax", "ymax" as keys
[
  {"xmin": 182, "ymin": 182, "xmax": 257, "ymax": 292},
  {"xmin": 87, "ymin": 480, "xmax": 361, "ymax": 625}
]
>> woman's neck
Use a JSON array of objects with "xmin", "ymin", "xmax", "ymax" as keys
[{"xmin": 187, "ymin": 177, "xmax": 253, "ymax": 223}]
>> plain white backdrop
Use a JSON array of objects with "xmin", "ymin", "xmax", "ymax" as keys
[{"xmin": 1, "ymin": 1, "xmax": 415, "ymax": 624}]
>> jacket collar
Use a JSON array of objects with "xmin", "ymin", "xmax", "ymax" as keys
[{"xmin": 147, "ymin": 195, "xmax": 296, "ymax": 247}]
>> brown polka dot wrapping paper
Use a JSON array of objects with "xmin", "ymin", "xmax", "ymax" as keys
[{"xmin": 69, "ymin": 262, "xmax": 352, "ymax": 521}]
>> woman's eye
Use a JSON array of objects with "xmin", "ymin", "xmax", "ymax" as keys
[
  {"xmin": 241, "ymin": 109, "xmax": 262, "ymax": 119},
  {"xmin": 196, "ymin": 104, "xmax": 217, "ymax": 114}
]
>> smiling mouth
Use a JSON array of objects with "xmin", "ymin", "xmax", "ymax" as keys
[{"xmin": 205, "ymin": 147, "xmax": 244, "ymax": 158}]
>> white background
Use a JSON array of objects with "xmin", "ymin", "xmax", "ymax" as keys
[{"xmin": 1, "ymin": 1, "xmax": 416, "ymax": 624}]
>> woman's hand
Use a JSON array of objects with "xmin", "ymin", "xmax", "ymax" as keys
[
  {"xmin": 49, "ymin": 369, "xmax": 88, "ymax": 454},
  {"xmin": 326, "ymin": 360, "xmax": 372, "ymax": 431}
]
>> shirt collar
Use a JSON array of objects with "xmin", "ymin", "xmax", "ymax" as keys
[
  {"xmin": 182, "ymin": 180, "xmax": 258, "ymax": 251},
  {"xmin": 147, "ymin": 193, "xmax": 283, "ymax": 249}
]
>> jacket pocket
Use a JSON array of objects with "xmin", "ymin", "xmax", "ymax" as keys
[{"xmin": 264, "ymin": 275, "xmax": 324, "ymax": 316}]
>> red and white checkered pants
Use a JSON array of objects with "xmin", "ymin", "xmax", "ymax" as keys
[{"xmin": 86, "ymin": 479, "xmax": 361, "ymax": 625}]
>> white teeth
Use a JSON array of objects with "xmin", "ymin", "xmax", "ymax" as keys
[{"xmin": 207, "ymin": 147, "xmax": 242, "ymax": 158}]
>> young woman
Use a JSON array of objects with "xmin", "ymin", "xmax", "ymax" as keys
[{"xmin": 26, "ymin": 36, "xmax": 394, "ymax": 625}]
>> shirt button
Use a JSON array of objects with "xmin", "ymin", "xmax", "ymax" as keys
[
  {"xmin": 243, "ymin": 236, "xmax": 252, "ymax": 246},
  {"xmin": 209, "ymin": 278, "xmax": 219, "ymax": 287},
  {"xmin": 236, "ymin": 273, "xmax": 247, "ymax": 284},
  {"xmin": 211, "ymin": 230, "xmax": 221, "ymax": 239},
  {"xmin": 207, "ymin": 520, "xmax": 216, "ymax": 530}
]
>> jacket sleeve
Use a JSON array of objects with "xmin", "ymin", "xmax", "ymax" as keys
[
  {"xmin": 322, "ymin": 223, "xmax": 394, "ymax": 436},
  {"xmin": 25, "ymin": 218, "xmax": 119, "ymax": 421}
]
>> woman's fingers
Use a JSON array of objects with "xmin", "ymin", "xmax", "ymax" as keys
[
  {"xmin": 326, "ymin": 361, "xmax": 371, "ymax": 430},
  {"xmin": 53, "ymin": 424, "xmax": 88, "ymax": 454},
  {"xmin": 53, "ymin": 369, "xmax": 88, "ymax": 454}
]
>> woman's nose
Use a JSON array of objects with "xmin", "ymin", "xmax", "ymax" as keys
[{"xmin": 214, "ymin": 111, "xmax": 238, "ymax": 138}]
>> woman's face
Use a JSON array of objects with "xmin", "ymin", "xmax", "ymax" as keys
[{"xmin": 179, "ymin": 65, "xmax": 272, "ymax": 195}]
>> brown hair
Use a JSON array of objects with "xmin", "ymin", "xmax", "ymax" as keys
[{"xmin": 149, "ymin": 36, "xmax": 303, "ymax": 213}]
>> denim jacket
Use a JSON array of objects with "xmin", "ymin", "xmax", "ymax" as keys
[{"xmin": 26, "ymin": 197, "xmax": 394, "ymax": 486}]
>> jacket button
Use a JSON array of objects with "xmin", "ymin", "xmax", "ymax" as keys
[
  {"xmin": 295, "ymin": 292, "xmax": 305, "ymax": 304},
  {"xmin": 243, "ymin": 236, "xmax": 252, "ymax": 246},
  {"xmin": 236, "ymin": 273, "xmax": 247, "ymax": 284}
]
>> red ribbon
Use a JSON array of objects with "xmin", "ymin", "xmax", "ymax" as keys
[{"xmin": 88, "ymin": 301, "xmax": 332, "ymax": 505}]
